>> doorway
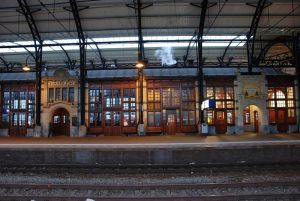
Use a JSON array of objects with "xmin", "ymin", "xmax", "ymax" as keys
[
  {"xmin": 277, "ymin": 109, "xmax": 288, "ymax": 132},
  {"xmin": 166, "ymin": 110, "xmax": 177, "ymax": 135},
  {"xmin": 9, "ymin": 112, "xmax": 27, "ymax": 137},
  {"xmin": 254, "ymin": 111, "xmax": 259, "ymax": 133},
  {"xmin": 215, "ymin": 111, "xmax": 227, "ymax": 134},
  {"xmin": 52, "ymin": 108, "xmax": 70, "ymax": 136},
  {"xmin": 104, "ymin": 111, "xmax": 122, "ymax": 136},
  {"xmin": 243, "ymin": 105, "xmax": 260, "ymax": 133}
]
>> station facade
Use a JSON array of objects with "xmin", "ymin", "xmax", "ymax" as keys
[{"xmin": 0, "ymin": 67, "xmax": 298, "ymax": 137}]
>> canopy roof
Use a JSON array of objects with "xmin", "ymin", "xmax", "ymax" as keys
[{"xmin": 0, "ymin": 0, "xmax": 298, "ymax": 72}]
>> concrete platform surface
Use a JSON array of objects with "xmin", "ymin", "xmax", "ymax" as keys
[
  {"xmin": 0, "ymin": 133, "xmax": 300, "ymax": 166},
  {"xmin": 0, "ymin": 133, "xmax": 300, "ymax": 149}
]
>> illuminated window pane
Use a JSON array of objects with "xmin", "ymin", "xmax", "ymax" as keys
[
  {"xmin": 20, "ymin": 92, "xmax": 26, "ymax": 109},
  {"xmin": 268, "ymin": 88, "xmax": 275, "ymax": 99},
  {"xmin": 105, "ymin": 111, "xmax": 111, "ymax": 126},
  {"xmin": 226, "ymin": 101, "xmax": 234, "ymax": 108},
  {"xmin": 19, "ymin": 113, "xmax": 26, "ymax": 126},
  {"xmin": 227, "ymin": 111, "xmax": 233, "ymax": 124},
  {"xmin": 123, "ymin": 102, "xmax": 129, "ymax": 110},
  {"xmin": 215, "ymin": 87, "xmax": 225, "ymax": 100},
  {"xmin": 154, "ymin": 89, "xmax": 160, "ymax": 101},
  {"xmin": 148, "ymin": 90, "xmax": 154, "ymax": 101},
  {"xmin": 54, "ymin": 115, "xmax": 60, "ymax": 124},
  {"xmin": 216, "ymin": 101, "xmax": 225, "ymax": 108},
  {"xmin": 130, "ymin": 112, "xmax": 136, "ymax": 125},
  {"xmin": 276, "ymin": 90, "xmax": 285, "ymax": 99},
  {"xmin": 276, "ymin": 100, "xmax": 286, "ymax": 107},
  {"xmin": 113, "ymin": 89, "xmax": 121, "ymax": 107},
  {"xmin": 245, "ymin": 112, "xmax": 250, "ymax": 124},
  {"xmin": 206, "ymin": 87, "xmax": 214, "ymax": 98},
  {"xmin": 288, "ymin": 109, "xmax": 295, "ymax": 118},
  {"xmin": 207, "ymin": 110, "xmax": 214, "ymax": 124},
  {"xmin": 226, "ymin": 87, "xmax": 234, "ymax": 99},
  {"xmin": 130, "ymin": 89, "xmax": 135, "ymax": 101},
  {"xmin": 288, "ymin": 100, "xmax": 294, "ymax": 107},
  {"xmin": 268, "ymin": 100, "xmax": 275, "ymax": 107},
  {"xmin": 28, "ymin": 113, "xmax": 34, "ymax": 126},
  {"xmin": 104, "ymin": 89, "xmax": 112, "ymax": 108},
  {"xmin": 287, "ymin": 87, "xmax": 294, "ymax": 99},
  {"xmin": 123, "ymin": 112, "xmax": 129, "ymax": 126}
]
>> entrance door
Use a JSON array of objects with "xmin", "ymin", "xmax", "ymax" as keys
[
  {"xmin": 215, "ymin": 111, "xmax": 227, "ymax": 134},
  {"xmin": 277, "ymin": 109, "xmax": 288, "ymax": 132},
  {"xmin": 52, "ymin": 108, "xmax": 70, "ymax": 136},
  {"xmin": 104, "ymin": 111, "xmax": 122, "ymax": 136},
  {"xmin": 166, "ymin": 110, "xmax": 177, "ymax": 135},
  {"xmin": 254, "ymin": 111, "xmax": 259, "ymax": 133},
  {"xmin": 9, "ymin": 112, "xmax": 27, "ymax": 137}
]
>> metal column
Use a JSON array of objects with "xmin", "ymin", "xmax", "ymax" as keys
[
  {"xmin": 69, "ymin": 0, "xmax": 86, "ymax": 126},
  {"xmin": 197, "ymin": 0, "xmax": 208, "ymax": 125},
  {"xmin": 17, "ymin": 0, "xmax": 43, "ymax": 126}
]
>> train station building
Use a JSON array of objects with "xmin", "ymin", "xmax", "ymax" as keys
[{"xmin": 0, "ymin": 0, "xmax": 299, "ymax": 137}]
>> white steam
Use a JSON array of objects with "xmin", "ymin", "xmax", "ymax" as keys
[{"xmin": 154, "ymin": 46, "xmax": 177, "ymax": 66}]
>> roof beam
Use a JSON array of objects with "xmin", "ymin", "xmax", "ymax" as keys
[
  {"xmin": 68, "ymin": 0, "xmax": 86, "ymax": 126},
  {"xmin": 246, "ymin": 0, "xmax": 267, "ymax": 73},
  {"xmin": 17, "ymin": 0, "xmax": 43, "ymax": 127}
]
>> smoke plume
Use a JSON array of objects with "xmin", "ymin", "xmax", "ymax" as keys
[{"xmin": 154, "ymin": 47, "xmax": 176, "ymax": 66}]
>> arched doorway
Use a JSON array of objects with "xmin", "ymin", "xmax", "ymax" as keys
[
  {"xmin": 243, "ymin": 105, "xmax": 261, "ymax": 133},
  {"xmin": 52, "ymin": 108, "xmax": 70, "ymax": 136}
]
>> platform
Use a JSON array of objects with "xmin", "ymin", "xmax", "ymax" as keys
[{"xmin": 0, "ymin": 133, "xmax": 300, "ymax": 167}]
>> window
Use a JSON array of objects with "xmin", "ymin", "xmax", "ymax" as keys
[
  {"xmin": 148, "ymin": 111, "xmax": 161, "ymax": 126},
  {"xmin": 2, "ymin": 92, "xmax": 10, "ymax": 128},
  {"xmin": 206, "ymin": 86, "xmax": 235, "ymax": 125},
  {"xmin": 244, "ymin": 107, "xmax": 250, "ymax": 124},
  {"xmin": 1, "ymin": 86, "xmax": 35, "ymax": 128},
  {"xmin": 147, "ymin": 88, "xmax": 161, "ymax": 126},
  {"xmin": 162, "ymin": 88, "xmax": 180, "ymax": 107},
  {"xmin": 62, "ymin": 88, "xmax": 68, "ymax": 101},
  {"xmin": 123, "ymin": 89, "xmax": 136, "ymax": 127},
  {"xmin": 55, "ymin": 88, "xmax": 60, "ymax": 101},
  {"xmin": 49, "ymin": 88, "xmax": 54, "ymax": 102},
  {"xmin": 104, "ymin": 89, "xmax": 112, "ymax": 108},
  {"xmin": 69, "ymin": 87, "xmax": 74, "ymax": 102},
  {"xmin": 267, "ymin": 86, "xmax": 296, "ymax": 124},
  {"xmin": 182, "ymin": 87, "xmax": 196, "ymax": 125},
  {"xmin": 89, "ymin": 88, "xmax": 102, "ymax": 127}
]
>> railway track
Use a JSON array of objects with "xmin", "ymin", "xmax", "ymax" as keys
[
  {"xmin": 1, "ymin": 163, "xmax": 300, "ymax": 175},
  {"xmin": 0, "ymin": 181, "xmax": 299, "ymax": 200}
]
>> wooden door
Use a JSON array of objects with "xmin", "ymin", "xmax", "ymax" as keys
[
  {"xmin": 104, "ymin": 111, "xmax": 122, "ymax": 136},
  {"xmin": 52, "ymin": 108, "xmax": 70, "ymax": 136},
  {"xmin": 9, "ymin": 112, "xmax": 27, "ymax": 137},
  {"xmin": 277, "ymin": 109, "xmax": 288, "ymax": 132},
  {"xmin": 166, "ymin": 110, "xmax": 177, "ymax": 135},
  {"xmin": 215, "ymin": 111, "xmax": 227, "ymax": 134},
  {"xmin": 254, "ymin": 111, "xmax": 259, "ymax": 133}
]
